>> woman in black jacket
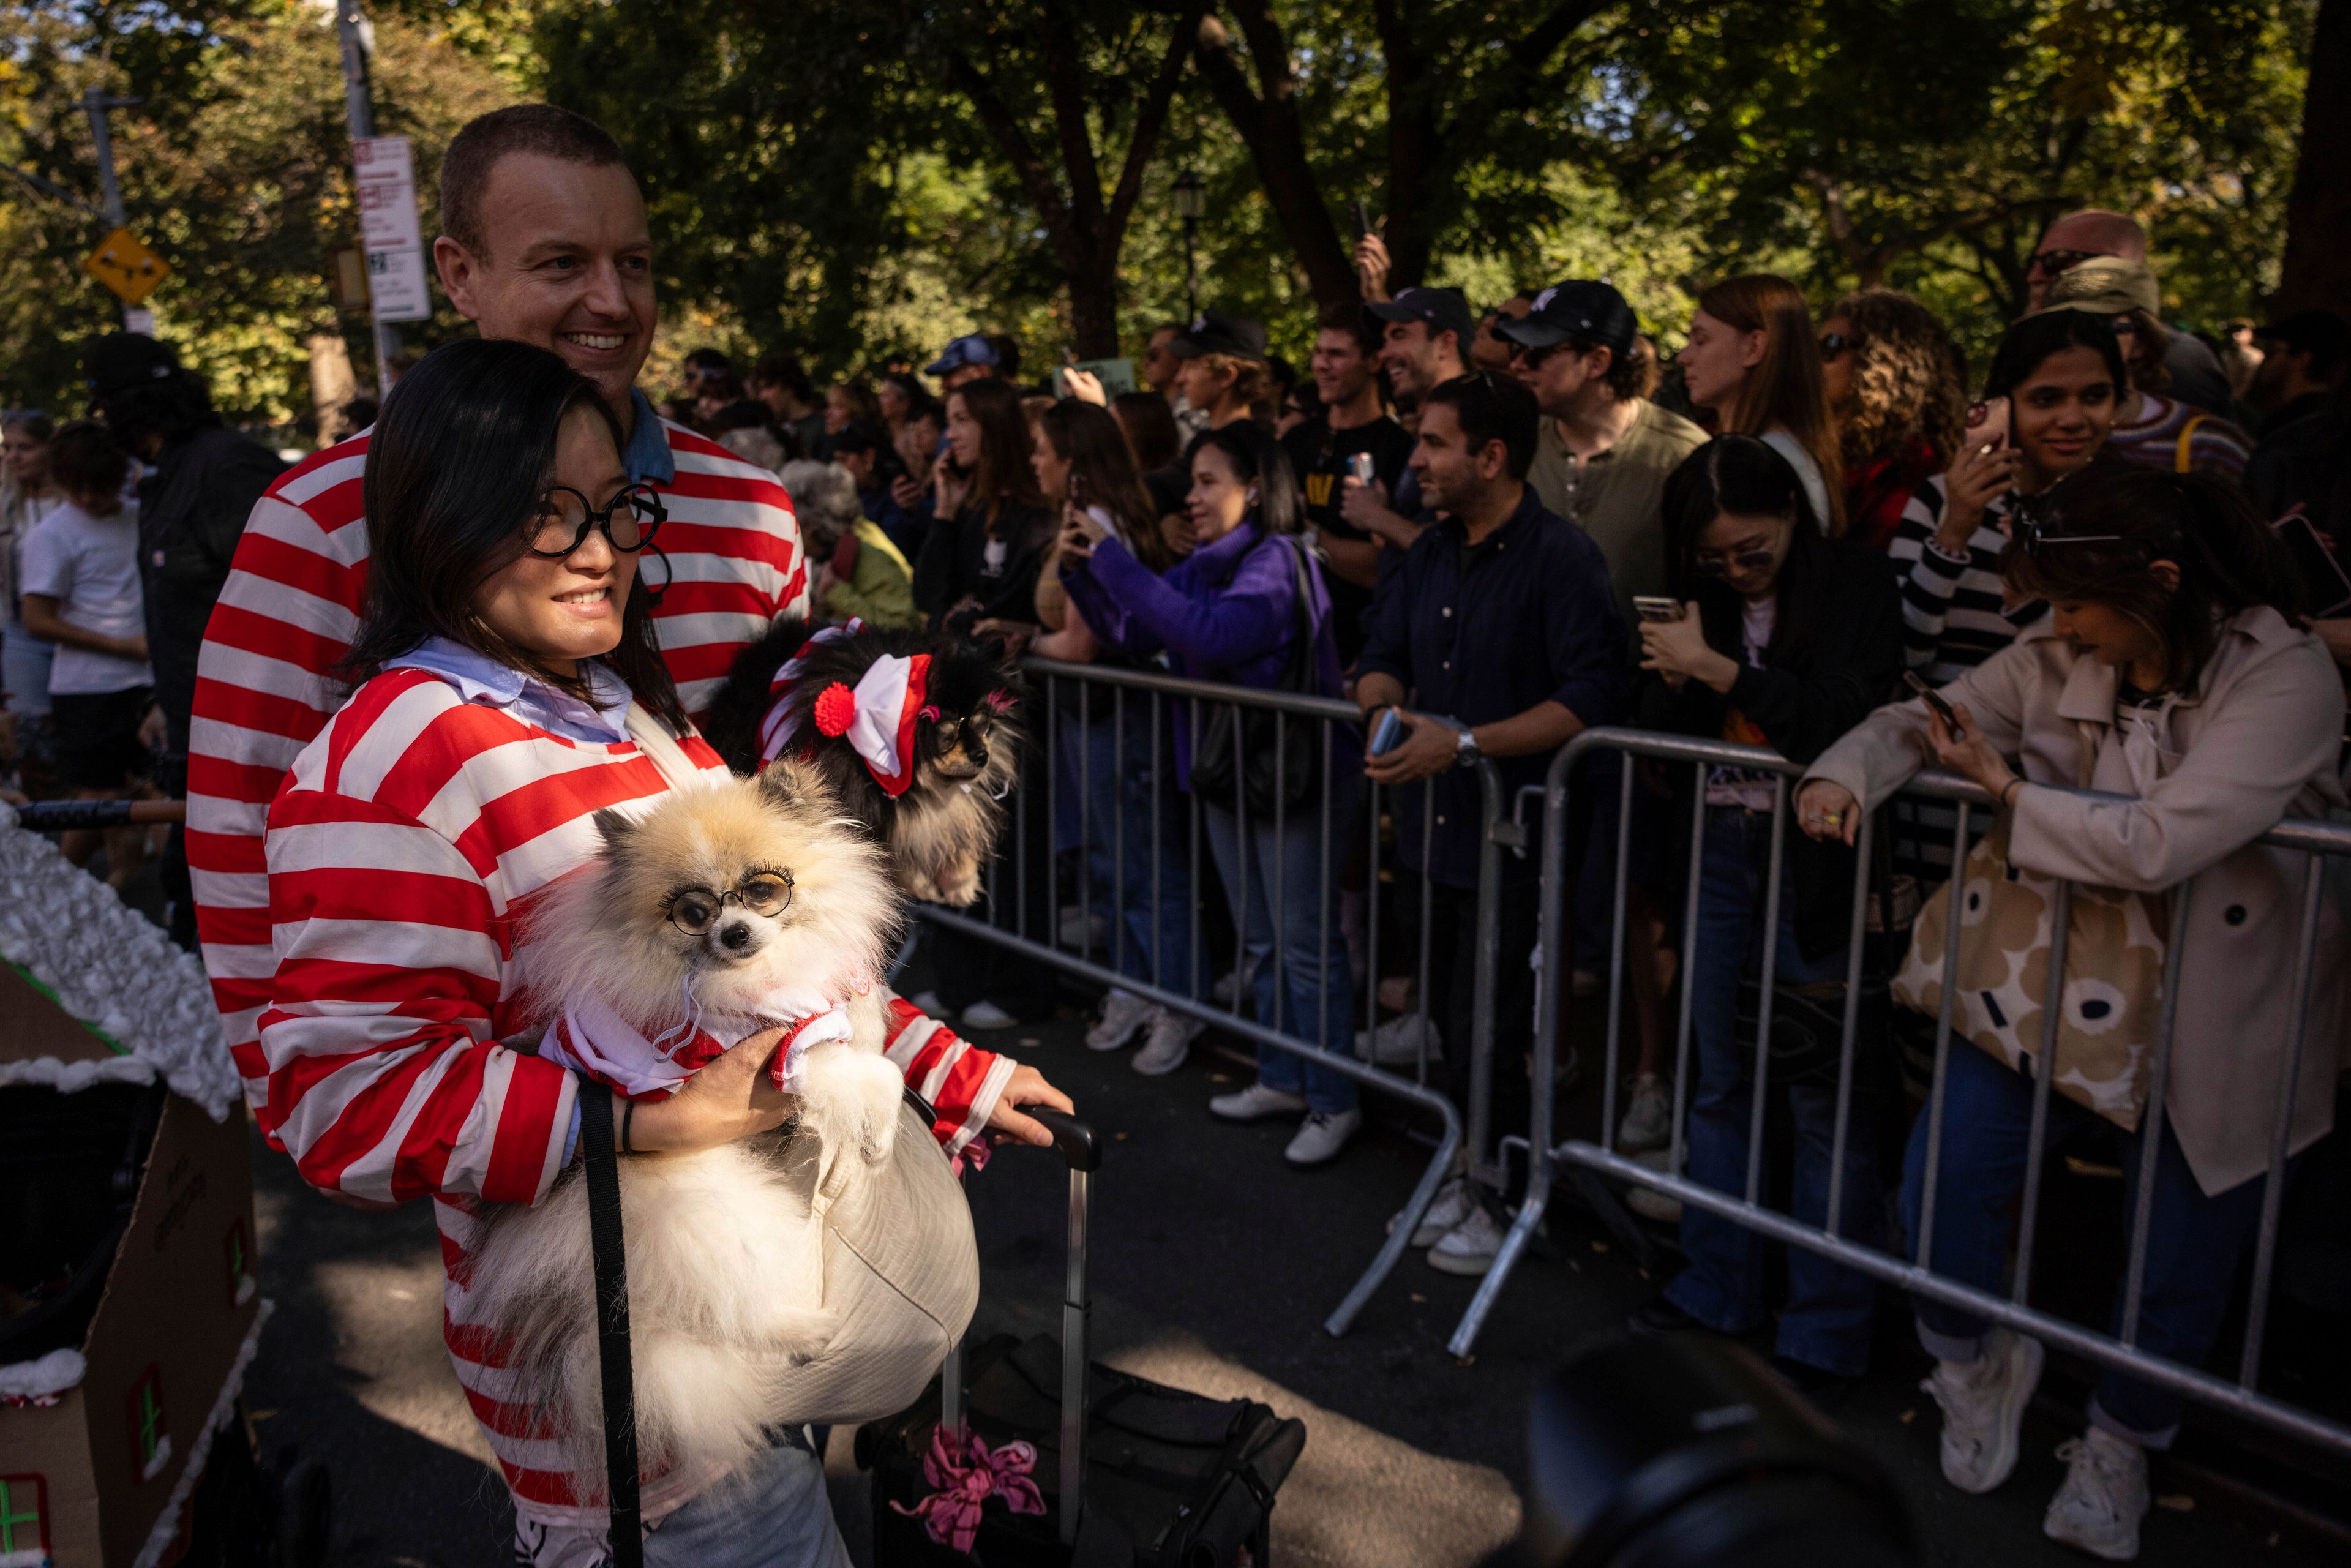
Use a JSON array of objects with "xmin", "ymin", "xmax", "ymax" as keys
[
  {"xmin": 912, "ymin": 376, "xmax": 1053, "ymax": 643},
  {"xmin": 1628, "ymin": 434, "xmax": 1905, "ymax": 1386}
]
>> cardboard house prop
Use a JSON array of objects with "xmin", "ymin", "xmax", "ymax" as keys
[{"xmin": 0, "ymin": 806, "xmax": 261, "ymax": 1567}]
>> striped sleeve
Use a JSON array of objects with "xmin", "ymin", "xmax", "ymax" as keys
[
  {"xmin": 880, "ymin": 993, "xmax": 1013, "ymax": 1156},
  {"xmin": 256, "ymin": 675, "xmax": 588, "ymax": 1207},
  {"xmin": 1887, "ymin": 479, "xmax": 1952, "ymax": 672},
  {"xmin": 190, "ymin": 441, "xmax": 372, "ymax": 1093}
]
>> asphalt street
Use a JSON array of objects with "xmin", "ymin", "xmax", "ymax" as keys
[{"xmin": 239, "ymin": 954, "xmax": 2334, "ymax": 1567}]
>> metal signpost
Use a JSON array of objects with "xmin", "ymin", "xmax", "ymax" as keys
[{"xmin": 338, "ymin": 2, "xmax": 430, "ymax": 397}]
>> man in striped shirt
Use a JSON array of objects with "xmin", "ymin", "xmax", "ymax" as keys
[{"xmin": 189, "ymin": 106, "xmax": 812, "ymax": 1076}]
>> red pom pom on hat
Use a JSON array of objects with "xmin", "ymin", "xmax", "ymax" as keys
[{"xmin": 812, "ymin": 681, "xmax": 857, "ymax": 737}]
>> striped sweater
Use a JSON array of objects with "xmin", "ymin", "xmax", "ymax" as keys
[
  {"xmin": 262, "ymin": 666, "xmax": 1005, "ymax": 1521},
  {"xmin": 190, "ymin": 419, "xmax": 809, "ymax": 1086},
  {"xmin": 1888, "ymin": 476, "xmax": 2045, "ymax": 684}
]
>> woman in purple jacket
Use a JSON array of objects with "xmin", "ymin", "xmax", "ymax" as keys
[{"xmin": 1059, "ymin": 422, "xmax": 1365, "ymax": 1167}]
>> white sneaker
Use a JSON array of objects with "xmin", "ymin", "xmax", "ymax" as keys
[
  {"xmin": 961, "ymin": 999, "xmax": 1017, "ymax": 1030},
  {"xmin": 1354, "ymin": 1013, "xmax": 1442, "ymax": 1065},
  {"xmin": 1921, "ymin": 1328, "xmax": 2045, "ymax": 1495},
  {"xmin": 1130, "ymin": 1008, "xmax": 1202, "ymax": 1076},
  {"xmin": 1571, "ymin": 966, "xmax": 1603, "ymax": 999},
  {"xmin": 1625, "ymin": 1146, "xmax": 1682, "ymax": 1223},
  {"xmin": 909, "ymin": 990, "xmax": 945, "ymax": 1016},
  {"xmin": 2044, "ymin": 1427, "xmax": 2148, "ymax": 1561},
  {"xmin": 1086, "ymin": 989, "xmax": 1153, "ymax": 1051},
  {"xmin": 1207, "ymin": 1082, "xmax": 1307, "ymax": 1122},
  {"xmin": 1426, "ymin": 1204, "xmax": 1507, "ymax": 1277},
  {"xmin": 1389, "ymin": 1174, "xmax": 1479, "ymax": 1248},
  {"xmin": 1284, "ymin": 1108, "xmax": 1360, "ymax": 1167},
  {"xmin": 1616, "ymin": 1074, "xmax": 1673, "ymax": 1152}
]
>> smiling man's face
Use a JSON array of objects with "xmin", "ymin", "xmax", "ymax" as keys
[{"xmin": 433, "ymin": 152, "xmax": 655, "ymax": 429}]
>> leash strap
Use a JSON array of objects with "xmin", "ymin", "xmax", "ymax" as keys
[{"xmin": 581, "ymin": 1086, "xmax": 645, "ymax": 1568}]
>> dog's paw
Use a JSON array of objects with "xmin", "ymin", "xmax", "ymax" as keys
[{"xmin": 797, "ymin": 1045, "xmax": 903, "ymax": 1166}]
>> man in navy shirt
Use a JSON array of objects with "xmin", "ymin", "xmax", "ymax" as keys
[{"xmin": 1356, "ymin": 372, "xmax": 1627, "ymax": 1276}]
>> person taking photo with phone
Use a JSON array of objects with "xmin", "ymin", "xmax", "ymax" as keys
[
  {"xmin": 1354, "ymin": 373, "xmax": 1626, "ymax": 1275},
  {"xmin": 1283, "ymin": 302, "xmax": 1414, "ymax": 664},
  {"xmin": 1625, "ymin": 435, "xmax": 1903, "ymax": 1392},
  {"xmin": 1892, "ymin": 310, "xmax": 2131, "ymax": 683}
]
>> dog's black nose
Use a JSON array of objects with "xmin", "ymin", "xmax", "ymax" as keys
[{"xmin": 719, "ymin": 921, "xmax": 752, "ymax": 951}]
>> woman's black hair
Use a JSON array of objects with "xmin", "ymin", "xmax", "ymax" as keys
[
  {"xmin": 1986, "ymin": 309, "xmax": 2129, "ymax": 401},
  {"xmin": 343, "ymin": 337, "xmax": 689, "ymax": 733},
  {"xmin": 2001, "ymin": 465, "xmax": 2305, "ymax": 691},
  {"xmin": 1661, "ymin": 434, "xmax": 1829, "ymax": 666},
  {"xmin": 1185, "ymin": 419, "xmax": 1304, "ymax": 536}
]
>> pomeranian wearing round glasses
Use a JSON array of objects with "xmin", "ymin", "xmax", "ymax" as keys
[{"xmin": 465, "ymin": 758, "xmax": 911, "ymax": 1492}]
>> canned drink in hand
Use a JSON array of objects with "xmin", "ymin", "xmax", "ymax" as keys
[{"xmin": 1346, "ymin": 452, "xmax": 1376, "ymax": 486}]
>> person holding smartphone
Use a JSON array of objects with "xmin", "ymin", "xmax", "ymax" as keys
[
  {"xmin": 1354, "ymin": 374, "xmax": 1626, "ymax": 1274},
  {"xmin": 1625, "ymin": 435, "xmax": 1904, "ymax": 1391},
  {"xmin": 1891, "ymin": 310, "xmax": 2131, "ymax": 683}
]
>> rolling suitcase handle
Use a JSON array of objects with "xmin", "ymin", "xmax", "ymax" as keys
[{"xmin": 937, "ymin": 1104, "xmax": 1101, "ymax": 1548}]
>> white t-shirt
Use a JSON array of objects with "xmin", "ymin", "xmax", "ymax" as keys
[
  {"xmin": 20, "ymin": 500, "xmax": 152, "ymax": 695},
  {"xmin": 1760, "ymin": 427, "xmax": 1832, "ymax": 535}
]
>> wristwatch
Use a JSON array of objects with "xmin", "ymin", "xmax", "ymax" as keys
[{"xmin": 1454, "ymin": 727, "xmax": 1482, "ymax": 768}]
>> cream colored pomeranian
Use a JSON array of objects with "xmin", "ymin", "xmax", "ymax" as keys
[{"xmin": 463, "ymin": 760, "xmax": 910, "ymax": 1491}]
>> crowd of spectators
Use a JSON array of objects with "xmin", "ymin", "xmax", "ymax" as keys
[
  {"xmin": 602, "ymin": 207, "xmax": 2351, "ymax": 1562},
  {"xmin": 7, "ymin": 186, "xmax": 2349, "ymax": 1562}
]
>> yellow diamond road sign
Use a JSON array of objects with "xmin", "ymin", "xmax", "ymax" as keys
[{"xmin": 84, "ymin": 227, "xmax": 169, "ymax": 305}]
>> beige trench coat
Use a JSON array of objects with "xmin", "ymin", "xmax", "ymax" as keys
[{"xmin": 1804, "ymin": 606, "xmax": 2349, "ymax": 1196}]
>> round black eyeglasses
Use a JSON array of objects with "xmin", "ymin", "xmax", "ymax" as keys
[
  {"xmin": 667, "ymin": 871, "xmax": 795, "ymax": 936},
  {"xmin": 527, "ymin": 483, "xmax": 667, "ymax": 558}
]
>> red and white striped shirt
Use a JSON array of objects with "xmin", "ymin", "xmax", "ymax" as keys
[
  {"xmin": 263, "ymin": 666, "xmax": 1005, "ymax": 1521},
  {"xmin": 190, "ymin": 418, "xmax": 808, "ymax": 1087}
]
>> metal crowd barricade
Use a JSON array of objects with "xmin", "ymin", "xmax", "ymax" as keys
[
  {"xmin": 1447, "ymin": 726, "xmax": 2351, "ymax": 1461},
  {"xmin": 917, "ymin": 656, "xmax": 1495, "ymax": 1336}
]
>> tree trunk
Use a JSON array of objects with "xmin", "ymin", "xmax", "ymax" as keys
[
  {"xmin": 1374, "ymin": 0, "xmax": 1440, "ymax": 288},
  {"xmin": 2276, "ymin": 0, "xmax": 2351, "ymax": 318},
  {"xmin": 1194, "ymin": 3, "xmax": 1358, "ymax": 307}
]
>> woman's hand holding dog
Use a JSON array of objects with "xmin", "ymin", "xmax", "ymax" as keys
[{"xmin": 626, "ymin": 1025, "xmax": 796, "ymax": 1151}]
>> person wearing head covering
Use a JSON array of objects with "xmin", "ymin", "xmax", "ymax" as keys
[{"xmin": 2038, "ymin": 260, "xmax": 2252, "ymax": 484}]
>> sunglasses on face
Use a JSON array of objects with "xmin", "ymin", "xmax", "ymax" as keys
[
  {"xmin": 527, "ymin": 483, "xmax": 667, "ymax": 558},
  {"xmin": 1692, "ymin": 542, "xmax": 1780, "ymax": 577},
  {"xmin": 1818, "ymin": 331, "xmax": 1861, "ymax": 359},
  {"xmin": 2028, "ymin": 247, "xmax": 2103, "ymax": 277},
  {"xmin": 667, "ymin": 869, "xmax": 795, "ymax": 935}
]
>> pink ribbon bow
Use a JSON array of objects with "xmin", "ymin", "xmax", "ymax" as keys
[{"xmin": 891, "ymin": 1426, "xmax": 1047, "ymax": 1552}]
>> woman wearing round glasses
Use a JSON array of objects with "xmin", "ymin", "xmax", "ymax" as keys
[
  {"xmin": 1626, "ymin": 434, "xmax": 1905, "ymax": 1390},
  {"xmin": 1798, "ymin": 467, "xmax": 2344, "ymax": 1559},
  {"xmin": 253, "ymin": 338, "xmax": 1058, "ymax": 1567}
]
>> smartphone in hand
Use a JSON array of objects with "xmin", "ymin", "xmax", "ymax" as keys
[
  {"xmin": 1903, "ymin": 670, "xmax": 1965, "ymax": 738},
  {"xmin": 1963, "ymin": 396, "xmax": 2011, "ymax": 455},
  {"xmin": 1368, "ymin": 707, "xmax": 1407, "ymax": 756},
  {"xmin": 1632, "ymin": 595, "xmax": 1684, "ymax": 623}
]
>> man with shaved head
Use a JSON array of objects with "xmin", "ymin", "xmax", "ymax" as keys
[{"xmin": 2025, "ymin": 208, "xmax": 2235, "ymax": 413}]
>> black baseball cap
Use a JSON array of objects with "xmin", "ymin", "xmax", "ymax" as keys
[
  {"xmin": 86, "ymin": 332, "xmax": 181, "ymax": 399},
  {"xmin": 2254, "ymin": 309, "xmax": 2351, "ymax": 361},
  {"xmin": 1495, "ymin": 280, "xmax": 1638, "ymax": 356},
  {"xmin": 1168, "ymin": 310, "xmax": 1269, "ymax": 363},
  {"xmin": 1364, "ymin": 287, "xmax": 1475, "ymax": 353}
]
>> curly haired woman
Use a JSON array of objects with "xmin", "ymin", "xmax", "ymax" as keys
[{"xmin": 1820, "ymin": 288, "xmax": 1969, "ymax": 551}]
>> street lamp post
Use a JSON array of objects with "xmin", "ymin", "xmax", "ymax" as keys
[
  {"xmin": 81, "ymin": 86, "xmax": 146, "ymax": 330},
  {"xmin": 1173, "ymin": 170, "xmax": 1205, "ymax": 319}
]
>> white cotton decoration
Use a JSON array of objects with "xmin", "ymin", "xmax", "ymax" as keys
[{"xmin": 0, "ymin": 806, "xmax": 240, "ymax": 1120}]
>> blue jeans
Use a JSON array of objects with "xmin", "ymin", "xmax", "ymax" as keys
[
  {"xmin": 645, "ymin": 1428, "xmax": 848, "ymax": 1567},
  {"xmin": 2, "ymin": 620, "xmax": 53, "ymax": 717},
  {"xmin": 1667, "ymin": 806, "xmax": 1881, "ymax": 1376},
  {"xmin": 1204, "ymin": 795, "xmax": 1359, "ymax": 1115},
  {"xmin": 1902, "ymin": 1041, "xmax": 2294, "ymax": 1447},
  {"xmin": 1075, "ymin": 708, "xmax": 1193, "ymax": 992}
]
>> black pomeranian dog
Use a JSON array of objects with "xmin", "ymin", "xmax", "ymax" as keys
[{"xmin": 703, "ymin": 618, "xmax": 1024, "ymax": 907}]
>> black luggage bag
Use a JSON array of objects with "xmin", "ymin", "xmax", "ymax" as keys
[{"xmin": 858, "ymin": 1109, "xmax": 1306, "ymax": 1566}]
